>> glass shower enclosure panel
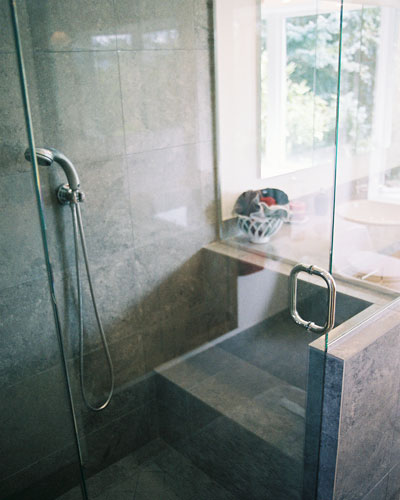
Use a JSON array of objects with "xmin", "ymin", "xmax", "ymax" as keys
[
  {"xmin": 217, "ymin": 0, "xmax": 343, "ymax": 271},
  {"xmin": 6, "ymin": 1, "xmax": 374, "ymax": 500},
  {"xmin": 333, "ymin": 0, "xmax": 400, "ymax": 296},
  {"xmin": 0, "ymin": 1, "xmax": 85, "ymax": 499}
]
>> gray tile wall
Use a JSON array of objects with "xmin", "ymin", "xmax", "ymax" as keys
[
  {"xmin": 1, "ymin": 0, "xmax": 224, "ymax": 497},
  {"xmin": 0, "ymin": 1, "xmax": 84, "ymax": 497},
  {"xmin": 21, "ymin": 0, "xmax": 218, "ymax": 370},
  {"xmin": 315, "ymin": 303, "xmax": 400, "ymax": 500}
]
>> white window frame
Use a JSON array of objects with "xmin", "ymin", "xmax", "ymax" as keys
[{"xmin": 260, "ymin": 2, "xmax": 339, "ymax": 179}]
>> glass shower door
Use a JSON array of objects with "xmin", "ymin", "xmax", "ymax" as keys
[
  {"xmin": 332, "ymin": 0, "xmax": 400, "ymax": 296},
  {"xmin": 0, "ymin": 1, "xmax": 86, "ymax": 499},
  {"xmin": 7, "ymin": 1, "xmax": 376, "ymax": 500}
]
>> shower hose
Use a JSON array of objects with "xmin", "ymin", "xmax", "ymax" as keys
[{"xmin": 70, "ymin": 199, "xmax": 114, "ymax": 411}]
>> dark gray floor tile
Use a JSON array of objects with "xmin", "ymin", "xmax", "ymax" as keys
[
  {"xmin": 94, "ymin": 474, "xmax": 138, "ymax": 500},
  {"xmin": 154, "ymin": 444, "xmax": 238, "ymax": 500},
  {"xmin": 94, "ymin": 461, "xmax": 182, "ymax": 500},
  {"xmin": 174, "ymin": 415, "xmax": 302, "ymax": 500},
  {"xmin": 86, "ymin": 439, "xmax": 167, "ymax": 499},
  {"xmin": 131, "ymin": 464, "xmax": 182, "ymax": 500},
  {"xmin": 82, "ymin": 400, "xmax": 159, "ymax": 475},
  {"xmin": 56, "ymin": 485, "xmax": 83, "ymax": 500}
]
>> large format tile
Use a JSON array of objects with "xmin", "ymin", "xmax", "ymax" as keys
[
  {"xmin": 0, "ymin": 52, "xmax": 33, "ymax": 177},
  {"xmin": 0, "ymin": 277, "xmax": 60, "ymax": 388},
  {"xmin": 85, "ymin": 438, "xmax": 167, "ymax": 499},
  {"xmin": 127, "ymin": 142, "xmax": 214, "ymax": 194},
  {"xmin": 77, "ymin": 158, "xmax": 134, "ymax": 266},
  {"xmin": 31, "ymin": 51, "xmax": 124, "ymax": 165},
  {"xmin": 95, "ymin": 462, "xmax": 182, "ymax": 500},
  {"xmin": 119, "ymin": 49, "xmax": 212, "ymax": 154},
  {"xmin": 0, "ymin": 364, "xmax": 76, "ymax": 482},
  {"xmin": 362, "ymin": 474, "xmax": 389, "ymax": 500},
  {"xmin": 24, "ymin": 0, "xmax": 117, "ymax": 52},
  {"xmin": 303, "ymin": 346, "xmax": 326, "ymax": 500},
  {"xmin": 192, "ymin": 49, "xmax": 214, "ymax": 143},
  {"xmin": 131, "ymin": 233, "xmax": 214, "ymax": 330},
  {"xmin": 114, "ymin": 0, "xmax": 196, "ymax": 51},
  {"xmin": 39, "ymin": 157, "xmax": 134, "ymax": 276},
  {"xmin": 56, "ymin": 484, "xmax": 84, "ymax": 500},
  {"xmin": 188, "ymin": 353, "xmax": 283, "ymax": 415},
  {"xmin": 228, "ymin": 383, "xmax": 306, "ymax": 463},
  {"xmin": 70, "ymin": 334, "xmax": 148, "ymax": 435},
  {"xmin": 321, "ymin": 354, "xmax": 344, "ymax": 440},
  {"xmin": 0, "ymin": 172, "xmax": 46, "ymax": 287},
  {"xmin": 1, "ymin": 445, "xmax": 82, "ymax": 500},
  {"xmin": 387, "ymin": 463, "xmax": 400, "ymax": 500},
  {"xmin": 194, "ymin": 0, "xmax": 214, "ymax": 50},
  {"xmin": 390, "ymin": 383, "xmax": 400, "ymax": 468},
  {"xmin": 130, "ymin": 463, "xmax": 182, "ymax": 500},
  {"xmin": 154, "ymin": 445, "xmax": 237, "ymax": 500},
  {"xmin": 58, "ymin": 251, "xmax": 138, "ymax": 356},
  {"xmin": 0, "ymin": 0, "xmax": 15, "ymax": 53},
  {"xmin": 220, "ymin": 311, "xmax": 319, "ymax": 390},
  {"xmin": 298, "ymin": 288, "xmax": 371, "ymax": 330},
  {"xmin": 92, "ymin": 474, "xmax": 138, "ymax": 500},
  {"xmin": 76, "ymin": 373, "xmax": 156, "ymax": 439},
  {"xmin": 175, "ymin": 415, "xmax": 302, "ymax": 500},
  {"xmin": 317, "ymin": 431, "xmax": 339, "ymax": 500},
  {"xmin": 81, "ymin": 399, "xmax": 159, "ymax": 475},
  {"xmin": 334, "ymin": 325, "xmax": 400, "ymax": 500},
  {"xmin": 126, "ymin": 142, "xmax": 215, "ymax": 248},
  {"xmin": 157, "ymin": 345, "xmax": 237, "ymax": 391}
]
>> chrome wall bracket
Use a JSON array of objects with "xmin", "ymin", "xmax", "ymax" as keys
[
  {"xmin": 289, "ymin": 263, "xmax": 336, "ymax": 334},
  {"xmin": 57, "ymin": 184, "xmax": 85, "ymax": 205}
]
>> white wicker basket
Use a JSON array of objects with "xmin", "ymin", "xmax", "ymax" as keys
[{"xmin": 236, "ymin": 203, "xmax": 288, "ymax": 244}]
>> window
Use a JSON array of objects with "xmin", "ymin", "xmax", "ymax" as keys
[{"xmin": 260, "ymin": 2, "xmax": 381, "ymax": 178}]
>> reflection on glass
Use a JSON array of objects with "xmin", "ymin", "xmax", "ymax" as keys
[
  {"xmin": 261, "ymin": 1, "xmax": 341, "ymax": 177},
  {"xmin": 333, "ymin": 1, "xmax": 400, "ymax": 294},
  {"xmin": 242, "ymin": 0, "xmax": 341, "ymax": 270}
]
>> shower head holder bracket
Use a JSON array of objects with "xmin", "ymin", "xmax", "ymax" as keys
[{"xmin": 57, "ymin": 184, "xmax": 85, "ymax": 205}]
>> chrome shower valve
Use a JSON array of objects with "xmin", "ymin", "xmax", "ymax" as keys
[{"xmin": 57, "ymin": 184, "xmax": 85, "ymax": 205}]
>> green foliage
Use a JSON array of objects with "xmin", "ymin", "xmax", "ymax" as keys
[
  {"xmin": 261, "ymin": 6, "xmax": 381, "ymax": 164},
  {"xmin": 286, "ymin": 62, "xmax": 336, "ymax": 155}
]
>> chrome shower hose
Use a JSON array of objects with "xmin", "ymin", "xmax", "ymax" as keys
[{"xmin": 71, "ymin": 201, "xmax": 114, "ymax": 412}]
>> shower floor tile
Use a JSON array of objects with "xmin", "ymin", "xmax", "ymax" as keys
[
  {"xmin": 56, "ymin": 438, "xmax": 237, "ymax": 500},
  {"xmin": 56, "ymin": 310, "xmax": 320, "ymax": 500}
]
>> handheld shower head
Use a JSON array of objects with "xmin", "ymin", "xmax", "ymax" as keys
[
  {"xmin": 24, "ymin": 147, "xmax": 80, "ymax": 191},
  {"xmin": 24, "ymin": 147, "xmax": 54, "ymax": 166}
]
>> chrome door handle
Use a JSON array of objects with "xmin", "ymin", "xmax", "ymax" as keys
[{"xmin": 289, "ymin": 264, "xmax": 336, "ymax": 334}]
